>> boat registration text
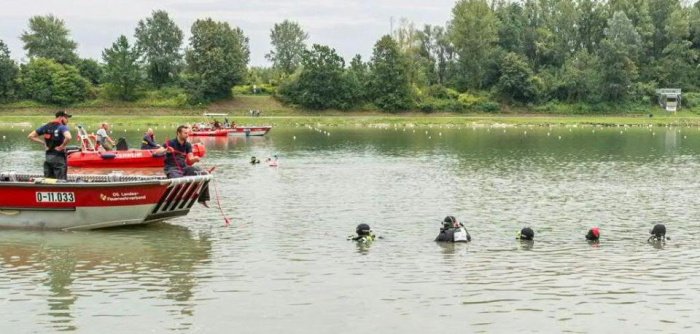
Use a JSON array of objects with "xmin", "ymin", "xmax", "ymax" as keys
[{"xmin": 36, "ymin": 192, "xmax": 76, "ymax": 203}]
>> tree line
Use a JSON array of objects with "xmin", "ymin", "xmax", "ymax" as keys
[
  {"xmin": 2, "ymin": 0, "xmax": 700, "ymax": 112},
  {"xmin": 0, "ymin": 11, "xmax": 248, "ymax": 105}
]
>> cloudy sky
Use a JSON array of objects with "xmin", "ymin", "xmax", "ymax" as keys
[{"xmin": 0, "ymin": 0, "xmax": 456, "ymax": 66}]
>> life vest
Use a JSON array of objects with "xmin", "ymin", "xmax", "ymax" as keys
[
  {"xmin": 42, "ymin": 120, "xmax": 63, "ymax": 151},
  {"xmin": 453, "ymin": 227, "xmax": 468, "ymax": 242}
]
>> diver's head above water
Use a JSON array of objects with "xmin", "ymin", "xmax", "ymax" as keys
[
  {"xmin": 518, "ymin": 227, "xmax": 534, "ymax": 241},
  {"xmin": 586, "ymin": 227, "xmax": 600, "ymax": 241}
]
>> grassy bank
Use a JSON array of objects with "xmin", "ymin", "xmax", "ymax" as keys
[{"xmin": 2, "ymin": 95, "xmax": 700, "ymax": 127}]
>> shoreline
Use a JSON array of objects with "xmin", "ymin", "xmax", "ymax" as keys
[{"xmin": 2, "ymin": 113, "xmax": 700, "ymax": 128}]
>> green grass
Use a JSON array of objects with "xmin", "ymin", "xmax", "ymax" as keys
[{"xmin": 2, "ymin": 95, "xmax": 700, "ymax": 127}]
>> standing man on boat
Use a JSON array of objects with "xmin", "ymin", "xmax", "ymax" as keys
[
  {"xmin": 27, "ymin": 111, "xmax": 72, "ymax": 180},
  {"xmin": 155, "ymin": 125, "xmax": 210, "ymax": 205},
  {"xmin": 95, "ymin": 123, "xmax": 116, "ymax": 151},
  {"xmin": 141, "ymin": 128, "xmax": 160, "ymax": 150}
]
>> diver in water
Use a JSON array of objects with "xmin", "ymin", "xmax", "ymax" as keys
[
  {"xmin": 517, "ymin": 227, "xmax": 535, "ymax": 241},
  {"xmin": 586, "ymin": 227, "xmax": 600, "ymax": 242},
  {"xmin": 435, "ymin": 216, "xmax": 471, "ymax": 243},
  {"xmin": 250, "ymin": 156, "xmax": 260, "ymax": 164},
  {"xmin": 349, "ymin": 223, "xmax": 376, "ymax": 244},
  {"xmin": 648, "ymin": 224, "xmax": 667, "ymax": 242}
]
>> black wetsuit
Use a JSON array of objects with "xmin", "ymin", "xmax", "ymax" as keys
[{"xmin": 435, "ymin": 227, "xmax": 471, "ymax": 243}]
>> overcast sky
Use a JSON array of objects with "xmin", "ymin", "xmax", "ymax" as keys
[{"xmin": 0, "ymin": 0, "xmax": 456, "ymax": 66}]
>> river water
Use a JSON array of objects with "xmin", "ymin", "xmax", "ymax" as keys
[{"xmin": 1, "ymin": 124, "xmax": 700, "ymax": 333}]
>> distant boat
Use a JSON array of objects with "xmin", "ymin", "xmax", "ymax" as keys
[{"xmin": 189, "ymin": 113, "xmax": 272, "ymax": 137}]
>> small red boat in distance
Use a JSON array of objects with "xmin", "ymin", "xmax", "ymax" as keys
[
  {"xmin": 188, "ymin": 113, "xmax": 272, "ymax": 137},
  {"xmin": 67, "ymin": 126, "xmax": 205, "ymax": 168}
]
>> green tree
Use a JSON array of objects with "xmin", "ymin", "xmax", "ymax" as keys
[
  {"xmin": 494, "ymin": 52, "xmax": 540, "ymax": 102},
  {"xmin": 185, "ymin": 19, "xmax": 250, "ymax": 101},
  {"xmin": 655, "ymin": 9, "xmax": 696, "ymax": 89},
  {"xmin": 134, "ymin": 10, "xmax": 184, "ymax": 88},
  {"xmin": 576, "ymin": 0, "xmax": 608, "ymax": 53},
  {"xmin": 0, "ymin": 40, "xmax": 20, "ymax": 102},
  {"xmin": 496, "ymin": 2, "xmax": 526, "ymax": 55},
  {"xmin": 557, "ymin": 50, "xmax": 601, "ymax": 102},
  {"xmin": 278, "ymin": 44, "xmax": 358, "ymax": 109},
  {"xmin": 21, "ymin": 58, "xmax": 88, "ymax": 105},
  {"xmin": 102, "ymin": 35, "xmax": 142, "ymax": 101},
  {"xmin": 20, "ymin": 15, "xmax": 78, "ymax": 64},
  {"xmin": 449, "ymin": 0, "xmax": 500, "ymax": 90},
  {"xmin": 598, "ymin": 12, "xmax": 642, "ymax": 101},
  {"xmin": 266, "ymin": 20, "xmax": 308, "ymax": 75},
  {"xmin": 367, "ymin": 36, "xmax": 413, "ymax": 111},
  {"xmin": 76, "ymin": 58, "xmax": 102, "ymax": 85}
]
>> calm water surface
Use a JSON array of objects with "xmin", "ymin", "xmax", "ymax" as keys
[{"xmin": 1, "ymin": 124, "xmax": 700, "ymax": 333}]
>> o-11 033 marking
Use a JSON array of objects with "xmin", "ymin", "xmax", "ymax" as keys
[{"xmin": 35, "ymin": 192, "xmax": 75, "ymax": 203}]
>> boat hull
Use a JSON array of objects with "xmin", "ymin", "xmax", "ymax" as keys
[
  {"xmin": 0, "ymin": 173, "xmax": 211, "ymax": 230},
  {"xmin": 67, "ymin": 150, "xmax": 165, "ymax": 168}
]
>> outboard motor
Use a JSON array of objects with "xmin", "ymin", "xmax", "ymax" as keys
[{"xmin": 116, "ymin": 138, "xmax": 129, "ymax": 151}]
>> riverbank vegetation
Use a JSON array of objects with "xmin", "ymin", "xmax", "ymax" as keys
[{"xmin": 3, "ymin": 0, "xmax": 700, "ymax": 115}]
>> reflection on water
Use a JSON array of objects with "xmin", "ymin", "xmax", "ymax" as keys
[
  {"xmin": 0, "ymin": 224, "xmax": 211, "ymax": 332},
  {"xmin": 2, "ymin": 125, "xmax": 700, "ymax": 332}
]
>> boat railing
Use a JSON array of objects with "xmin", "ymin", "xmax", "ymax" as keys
[{"xmin": 1, "ymin": 171, "xmax": 212, "ymax": 185}]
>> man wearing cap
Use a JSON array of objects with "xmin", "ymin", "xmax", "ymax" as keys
[{"xmin": 28, "ymin": 111, "xmax": 73, "ymax": 180}]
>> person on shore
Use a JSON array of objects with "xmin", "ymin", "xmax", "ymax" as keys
[
  {"xmin": 141, "ymin": 128, "xmax": 160, "ymax": 150},
  {"xmin": 435, "ymin": 216, "xmax": 471, "ymax": 243},
  {"xmin": 648, "ymin": 224, "xmax": 667, "ymax": 242},
  {"xmin": 95, "ymin": 123, "xmax": 116, "ymax": 151},
  {"xmin": 27, "ymin": 111, "xmax": 72, "ymax": 180},
  {"xmin": 155, "ymin": 125, "xmax": 210, "ymax": 205},
  {"xmin": 517, "ymin": 227, "xmax": 535, "ymax": 241},
  {"xmin": 349, "ymin": 223, "xmax": 376, "ymax": 244},
  {"xmin": 586, "ymin": 227, "xmax": 600, "ymax": 242}
]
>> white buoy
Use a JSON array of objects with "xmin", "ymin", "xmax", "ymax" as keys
[
  {"xmin": 558, "ymin": 136, "xmax": 562, "ymax": 140},
  {"xmin": 653, "ymin": 132, "xmax": 656, "ymax": 136},
  {"xmin": 21, "ymin": 129, "xmax": 24, "ymax": 132},
  {"xmin": 524, "ymin": 131, "xmax": 527, "ymax": 135},
  {"xmin": 293, "ymin": 136, "xmax": 296, "ymax": 140},
  {"xmin": 684, "ymin": 136, "xmax": 687, "ymax": 139},
  {"xmin": 2, "ymin": 136, "xmax": 5, "ymax": 139},
  {"xmin": 439, "ymin": 133, "xmax": 442, "ymax": 136},
  {"xmin": 547, "ymin": 132, "xmax": 550, "ymax": 136},
  {"xmin": 428, "ymin": 136, "xmax": 432, "ymax": 139}
]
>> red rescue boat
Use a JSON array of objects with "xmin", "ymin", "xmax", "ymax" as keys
[
  {"xmin": 0, "ymin": 172, "xmax": 211, "ymax": 230},
  {"xmin": 188, "ymin": 113, "xmax": 272, "ymax": 137},
  {"xmin": 67, "ymin": 126, "xmax": 205, "ymax": 168}
]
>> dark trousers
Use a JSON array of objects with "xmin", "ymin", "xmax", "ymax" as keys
[
  {"xmin": 44, "ymin": 153, "xmax": 67, "ymax": 180},
  {"xmin": 164, "ymin": 166, "xmax": 211, "ymax": 203}
]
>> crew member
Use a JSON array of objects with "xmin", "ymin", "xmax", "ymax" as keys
[
  {"xmin": 517, "ymin": 227, "xmax": 535, "ymax": 241},
  {"xmin": 349, "ymin": 223, "xmax": 376, "ymax": 244},
  {"xmin": 586, "ymin": 227, "xmax": 600, "ymax": 241},
  {"xmin": 155, "ymin": 125, "xmax": 210, "ymax": 205},
  {"xmin": 28, "ymin": 111, "xmax": 72, "ymax": 180},
  {"xmin": 435, "ymin": 216, "xmax": 471, "ymax": 242},
  {"xmin": 141, "ymin": 128, "xmax": 160, "ymax": 149},
  {"xmin": 95, "ymin": 123, "xmax": 115, "ymax": 150}
]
